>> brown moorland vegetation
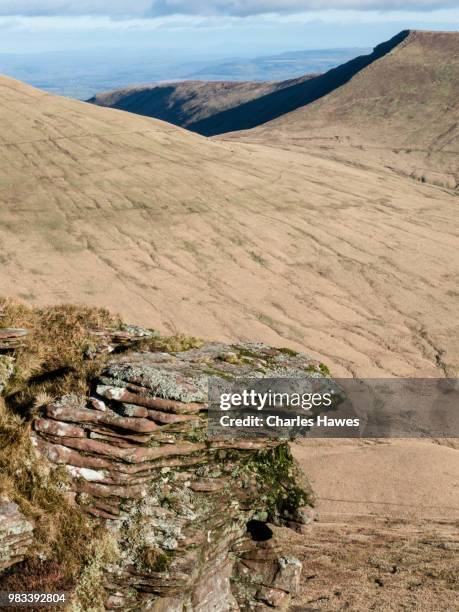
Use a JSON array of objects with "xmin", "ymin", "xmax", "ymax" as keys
[
  {"xmin": 224, "ymin": 30, "xmax": 459, "ymax": 189},
  {"xmin": 0, "ymin": 69, "xmax": 457, "ymax": 377}
]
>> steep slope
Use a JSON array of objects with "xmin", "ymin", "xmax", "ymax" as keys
[
  {"xmin": 188, "ymin": 31, "xmax": 409, "ymax": 136},
  {"xmin": 89, "ymin": 77, "xmax": 313, "ymax": 132},
  {"xmin": 0, "ymin": 75, "xmax": 458, "ymax": 377},
  {"xmin": 88, "ymin": 32, "xmax": 407, "ymax": 139},
  {"xmin": 224, "ymin": 30, "xmax": 459, "ymax": 189}
]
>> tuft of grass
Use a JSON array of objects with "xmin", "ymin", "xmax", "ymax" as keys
[
  {"xmin": 319, "ymin": 362, "xmax": 331, "ymax": 376},
  {"xmin": 278, "ymin": 347, "xmax": 299, "ymax": 357},
  {"xmin": 0, "ymin": 298, "xmax": 121, "ymax": 415},
  {"xmin": 305, "ymin": 362, "xmax": 332, "ymax": 376},
  {"xmin": 242, "ymin": 445, "xmax": 314, "ymax": 523},
  {"xmin": 138, "ymin": 546, "xmax": 171, "ymax": 573}
]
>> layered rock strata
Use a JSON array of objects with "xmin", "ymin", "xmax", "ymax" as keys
[
  {"xmin": 30, "ymin": 341, "xmax": 317, "ymax": 610},
  {"xmin": 0, "ymin": 328, "xmax": 28, "ymax": 351},
  {"xmin": 87, "ymin": 325, "xmax": 156, "ymax": 356},
  {"xmin": 0, "ymin": 501, "xmax": 34, "ymax": 573}
]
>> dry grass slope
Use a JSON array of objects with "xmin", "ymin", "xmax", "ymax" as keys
[
  {"xmin": 0, "ymin": 74, "xmax": 458, "ymax": 377},
  {"xmin": 195, "ymin": 31, "xmax": 409, "ymax": 136},
  {"xmin": 283, "ymin": 514, "xmax": 458, "ymax": 610},
  {"xmin": 226, "ymin": 30, "xmax": 459, "ymax": 189}
]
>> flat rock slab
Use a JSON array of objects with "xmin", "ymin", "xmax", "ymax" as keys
[{"xmin": 0, "ymin": 328, "xmax": 28, "ymax": 339}]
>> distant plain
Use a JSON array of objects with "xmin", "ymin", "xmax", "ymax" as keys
[{"xmin": 0, "ymin": 47, "xmax": 367, "ymax": 100}]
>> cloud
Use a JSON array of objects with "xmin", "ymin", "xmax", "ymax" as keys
[
  {"xmin": 0, "ymin": 0, "xmax": 457, "ymax": 18},
  {"xmin": 149, "ymin": 0, "xmax": 459, "ymax": 16},
  {"xmin": 0, "ymin": 2, "xmax": 151, "ymax": 18}
]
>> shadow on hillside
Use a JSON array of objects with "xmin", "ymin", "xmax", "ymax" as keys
[{"xmin": 191, "ymin": 30, "xmax": 410, "ymax": 136}]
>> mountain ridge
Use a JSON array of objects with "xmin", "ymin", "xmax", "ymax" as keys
[
  {"xmin": 90, "ymin": 31, "xmax": 409, "ymax": 137},
  {"xmin": 223, "ymin": 29, "xmax": 458, "ymax": 190},
  {"xmin": 88, "ymin": 76, "xmax": 315, "ymax": 132},
  {"xmin": 192, "ymin": 30, "xmax": 411, "ymax": 136}
]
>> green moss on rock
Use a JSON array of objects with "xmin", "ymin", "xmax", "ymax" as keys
[{"xmin": 243, "ymin": 444, "xmax": 314, "ymax": 523}]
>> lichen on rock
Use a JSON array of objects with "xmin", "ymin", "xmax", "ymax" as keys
[{"xmin": 0, "ymin": 500, "xmax": 34, "ymax": 572}]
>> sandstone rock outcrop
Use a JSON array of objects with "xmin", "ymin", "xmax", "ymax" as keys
[
  {"xmin": 0, "ymin": 500, "xmax": 34, "ymax": 573},
  {"xmin": 24, "ymin": 339, "xmax": 317, "ymax": 610},
  {"xmin": 87, "ymin": 325, "xmax": 156, "ymax": 357},
  {"xmin": 0, "ymin": 328, "xmax": 28, "ymax": 351}
]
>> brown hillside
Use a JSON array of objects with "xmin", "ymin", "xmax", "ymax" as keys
[
  {"xmin": 0, "ymin": 75, "xmax": 458, "ymax": 377},
  {"xmin": 224, "ymin": 30, "xmax": 459, "ymax": 189},
  {"xmin": 194, "ymin": 31, "xmax": 409, "ymax": 136},
  {"xmin": 89, "ymin": 77, "xmax": 313, "ymax": 132}
]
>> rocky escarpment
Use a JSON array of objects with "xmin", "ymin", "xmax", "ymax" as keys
[{"xmin": 23, "ymin": 339, "xmax": 317, "ymax": 610}]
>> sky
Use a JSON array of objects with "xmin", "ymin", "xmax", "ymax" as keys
[{"xmin": 0, "ymin": 0, "xmax": 457, "ymax": 57}]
